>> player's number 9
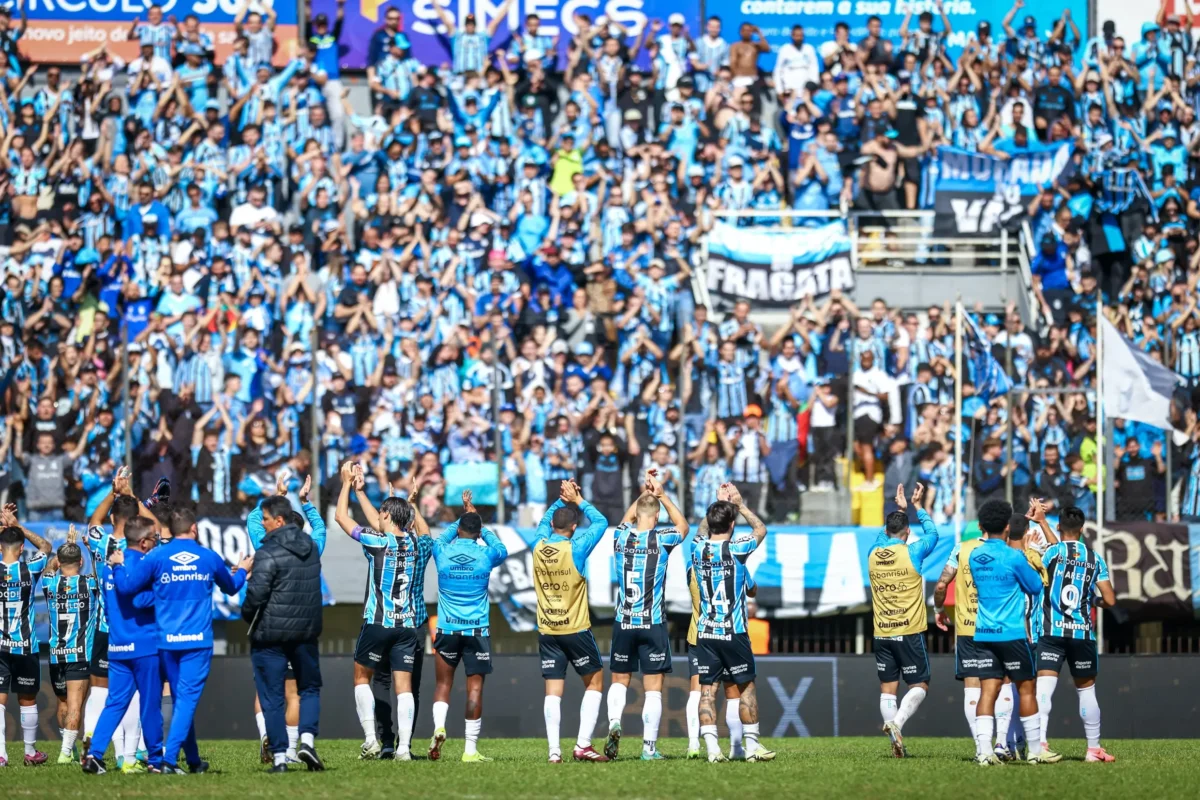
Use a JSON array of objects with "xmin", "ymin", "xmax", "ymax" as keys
[{"xmin": 1060, "ymin": 583, "xmax": 1080, "ymax": 611}]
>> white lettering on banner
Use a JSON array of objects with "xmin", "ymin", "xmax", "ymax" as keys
[
  {"xmin": 950, "ymin": 197, "xmax": 1023, "ymax": 235},
  {"xmin": 408, "ymin": 0, "xmax": 648, "ymax": 38},
  {"xmin": 767, "ymin": 676, "xmax": 812, "ymax": 737},
  {"xmin": 940, "ymin": 147, "xmax": 1072, "ymax": 191},
  {"xmin": 1101, "ymin": 529, "xmax": 1190, "ymax": 602},
  {"xmin": 29, "ymin": 0, "xmax": 177, "ymax": 13}
]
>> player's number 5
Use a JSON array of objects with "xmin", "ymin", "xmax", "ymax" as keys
[{"xmin": 624, "ymin": 574, "xmax": 642, "ymax": 608}]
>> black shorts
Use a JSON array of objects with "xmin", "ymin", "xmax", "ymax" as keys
[
  {"xmin": 692, "ymin": 633, "xmax": 755, "ymax": 686},
  {"xmin": 354, "ymin": 622, "xmax": 424, "ymax": 673},
  {"xmin": 854, "ymin": 416, "xmax": 880, "ymax": 445},
  {"xmin": 1036, "ymin": 636, "xmax": 1098, "ymax": 679},
  {"xmin": 955, "ymin": 634, "xmax": 982, "ymax": 682},
  {"xmin": 0, "ymin": 651, "xmax": 41, "ymax": 695},
  {"xmin": 434, "ymin": 630, "xmax": 493, "ymax": 676},
  {"xmin": 50, "ymin": 661, "xmax": 91, "ymax": 696},
  {"xmin": 610, "ymin": 622, "xmax": 672, "ymax": 675},
  {"xmin": 285, "ymin": 660, "xmax": 295, "ymax": 681},
  {"xmin": 90, "ymin": 630, "xmax": 109, "ymax": 678},
  {"xmin": 975, "ymin": 639, "xmax": 1036, "ymax": 681},
  {"xmin": 874, "ymin": 634, "xmax": 931, "ymax": 685},
  {"xmin": 538, "ymin": 631, "xmax": 603, "ymax": 680}
]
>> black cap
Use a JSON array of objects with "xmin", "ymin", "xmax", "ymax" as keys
[{"xmin": 314, "ymin": 13, "xmax": 328, "ymax": 25}]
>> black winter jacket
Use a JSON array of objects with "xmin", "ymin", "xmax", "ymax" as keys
[{"xmin": 241, "ymin": 523, "xmax": 323, "ymax": 644}]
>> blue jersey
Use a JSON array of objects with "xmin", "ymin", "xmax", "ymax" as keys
[
  {"xmin": 689, "ymin": 535, "xmax": 759, "ymax": 637},
  {"xmin": 970, "ymin": 537, "xmax": 1045, "ymax": 642},
  {"xmin": 41, "ymin": 573, "xmax": 98, "ymax": 664},
  {"xmin": 1042, "ymin": 540, "xmax": 1109, "ymax": 641},
  {"xmin": 1, "ymin": 553, "xmax": 49, "ymax": 654},
  {"xmin": 101, "ymin": 550, "xmax": 158, "ymax": 661},
  {"xmin": 612, "ymin": 522, "xmax": 684, "ymax": 626},
  {"xmin": 432, "ymin": 520, "xmax": 508, "ymax": 634},
  {"xmin": 353, "ymin": 525, "xmax": 434, "ymax": 629},
  {"xmin": 86, "ymin": 524, "xmax": 127, "ymax": 634},
  {"xmin": 112, "ymin": 538, "xmax": 247, "ymax": 650}
]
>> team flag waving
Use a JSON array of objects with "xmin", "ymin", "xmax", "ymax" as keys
[{"xmin": 961, "ymin": 308, "xmax": 1013, "ymax": 402}]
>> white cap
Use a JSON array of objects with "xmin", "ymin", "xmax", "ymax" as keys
[
  {"xmin": 727, "ymin": 155, "xmax": 745, "ymax": 167},
  {"xmin": 523, "ymin": 48, "xmax": 543, "ymax": 64},
  {"xmin": 668, "ymin": 12, "xmax": 685, "ymax": 26}
]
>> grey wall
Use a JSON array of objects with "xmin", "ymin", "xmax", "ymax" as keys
[{"xmin": 6, "ymin": 655, "xmax": 1197, "ymax": 740}]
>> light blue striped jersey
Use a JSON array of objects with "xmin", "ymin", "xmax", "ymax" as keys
[
  {"xmin": 1, "ymin": 553, "xmax": 49, "ymax": 654},
  {"xmin": 86, "ymin": 525, "xmax": 127, "ymax": 634},
  {"xmin": 612, "ymin": 523, "xmax": 684, "ymax": 626},
  {"xmin": 353, "ymin": 526, "xmax": 434, "ymax": 628},
  {"xmin": 689, "ymin": 534, "xmax": 758, "ymax": 637},
  {"xmin": 41, "ymin": 573, "xmax": 98, "ymax": 664},
  {"xmin": 1041, "ymin": 540, "xmax": 1109, "ymax": 641}
]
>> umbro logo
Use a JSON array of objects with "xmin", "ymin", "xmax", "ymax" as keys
[
  {"xmin": 975, "ymin": 554, "xmax": 995, "ymax": 565},
  {"xmin": 450, "ymin": 554, "xmax": 474, "ymax": 566},
  {"xmin": 540, "ymin": 546, "xmax": 559, "ymax": 557},
  {"xmin": 876, "ymin": 549, "xmax": 895, "ymax": 559},
  {"xmin": 169, "ymin": 552, "xmax": 201, "ymax": 566}
]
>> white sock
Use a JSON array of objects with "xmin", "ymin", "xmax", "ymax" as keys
[
  {"xmin": 138, "ymin": 732, "xmax": 146, "ymax": 753},
  {"xmin": 21, "ymin": 706, "xmax": 38, "ymax": 756},
  {"xmin": 893, "ymin": 687, "xmax": 927, "ymax": 730},
  {"xmin": 973, "ymin": 715, "xmax": 994, "ymax": 759},
  {"xmin": 606, "ymin": 682, "xmax": 627, "ymax": 728},
  {"xmin": 396, "ymin": 693, "xmax": 415, "ymax": 754},
  {"xmin": 0, "ymin": 710, "xmax": 6, "ymax": 760},
  {"xmin": 879, "ymin": 692, "xmax": 898, "ymax": 724},
  {"xmin": 576, "ymin": 689, "xmax": 602, "ymax": 749},
  {"xmin": 994, "ymin": 688, "xmax": 1013, "ymax": 749},
  {"xmin": 1021, "ymin": 715, "xmax": 1042, "ymax": 755},
  {"xmin": 62, "ymin": 728, "xmax": 78, "ymax": 756},
  {"xmin": 743, "ymin": 722, "xmax": 760, "ymax": 755},
  {"xmin": 286, "ymin": 725, "xmax": 299, "ymax": 757},
  {"xmin": 544, "ymin": 695, "xmax": 562, "ymax": 756},
  {"xmin": 84, "ymin": 687, "xmax": 107, "ymax": 738},
  {"xmin": 726, "ymin": 698, "xmax": 743, "ymax": 753},
  {"xmin": 301, "ymin": 732, "xmax": 315, "ymax": 747},
  {"xmin": 120, "ymin": 699, "xmax": 140, "ymax": 762},
  {"xmin": 113, "ymin": 716, "xmax": 125, "ymax": 762},
  {"xmin": 464, "ymin": 718, "xmax": 481, "ymax": 756},
  {"xmin": 700, "ymin": 724, "xmax": 721, "ymax": 758},
  {"xmin": 274, "ymin": 752, "xmax": 287, "ymax": 766},
  {"xmin": 255, "ymin": 711, "xmax": 267, "ymax": 739},
  {"xmin": 686, "ymin": 691, "xmax": 701, "ymax": 751},
  {"xmin": 354, "ymin": 684, "xmax": 377, "ymax": 745},
  {"xmin": 432, "ymin": 700, "xmax": 449, "ymax": 732},
  {"xmin": 1077, "ymin": 685, "xmax": 1102, "ymax": 748},
  {"xmin": 1036, "ymin": 675, "xmax": 1058, "ymax": 744},
  {"xmin": 963, "ymin": 687, "xmax": 981, "ymax": 737},
  {"xmin": 641, "ymin": 691, "xmax": 662, "ymax": 755}
]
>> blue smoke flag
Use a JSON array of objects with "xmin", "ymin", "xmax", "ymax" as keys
[{"xmin": 963, "ymin": 311, "xmax": 1013, "ymax": 401}]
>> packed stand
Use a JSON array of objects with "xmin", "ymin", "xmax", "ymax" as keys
[{"xmin": 0, "ymin": 1, "xmax": 1195, "ymax": 526}]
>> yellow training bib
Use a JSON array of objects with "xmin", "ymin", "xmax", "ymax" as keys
[
  {"xmin": 868, "ymin": 542, "xmax": 927, "ymax": 637},
  {"xmin": 533, "ymin": 538, "xmax": 591, "ymax": 635},
  {"xmin": 954, "ymin": 538, "xmax": 983, "ymax": 636}
]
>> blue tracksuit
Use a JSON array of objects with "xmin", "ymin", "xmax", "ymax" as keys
[
  {"xmin": 970, "ymin": 537, "xmax": 1044, "ymax": 642},
  {"xmin": 433, "ymin": 520, "xmax": 508, "ymax": 633},
  {"xmin": 114, "ymin": 537, "xmax": 247, "ymax": 768},
  {"xmin": 88, "ymin": 549, "xmax": 164, "ymax": 767}
]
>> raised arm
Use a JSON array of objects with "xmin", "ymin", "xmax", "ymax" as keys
[
  {"xmin": 647, "ymin": 469, "xmax": 689, "ymax": 536},
  {"xmin": 334, "ymin": 461, "xmax": 359, "ymax": 537}
]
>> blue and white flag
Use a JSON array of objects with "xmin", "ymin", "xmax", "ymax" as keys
[
  {"xmin": 706, "ymin": 220, "xmax": 853, "ymax": 309},
  {"xmin": 934, "ymin": 142, "xmax": 1074, "ymax": 236},
  {"xmin": 963, "ymin": 309, "xmax": 1013, "ymax": 401}
]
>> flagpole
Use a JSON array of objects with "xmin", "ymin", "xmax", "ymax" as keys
[
  {"xmin": 954, "ymin": 301, "xmax": 964, "ymax": 540},
  {"xmin": 1095, "ymin": 297, "xmax": 1105, "ymax": 654}
]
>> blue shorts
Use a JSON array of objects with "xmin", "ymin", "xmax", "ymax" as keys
[
  {"xmin": 975, "ymin": 639, "xmax": 1036, "ymax": 681},
  {"xmin": 434, "ymin": 630, "xmax": 493, "ymax": 676},
  {"xmin": 955, "ymin": 634, "xmax": 981, "ymax": 682},
  {"xmin": 610, "ymin": 622, "xmax": 672, "ymax": 675},
  {"xmin": 354, "ymin": 622, "xmax": 424, "ymax": 673},
  {"xmin": 538, "ymin": 631, "xmax": 602, "ymax": 680}
]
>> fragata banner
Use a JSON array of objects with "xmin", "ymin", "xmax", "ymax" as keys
[{"xmin": 705, "ymin": 220, "xmax": 853, "ymax": 309}]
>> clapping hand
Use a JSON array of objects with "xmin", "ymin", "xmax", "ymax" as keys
[
  {"xmin": 462, "ymin": 489, "xmax": 476, "ymax": 514},
  {"xmin": 560, "ymin": 479, "xmax": 582, "ymax": 504},
  {"xmin": 894, "ymin": 484, "xmax": 908, "ymax": 511},
  {"xmin": 299, "ymin": 475, "xmax": 312, "ymax": 504},
  {"xmin": 66, "ymin": 524, "xmax": 78, "ymax": 545},
  {"xmin": 645, "ymin": 470, "xmax": 664, "ymax": 498},
  {"xmin": 911, "ymin": 483, "xmax": 924, "ymax": 507}
]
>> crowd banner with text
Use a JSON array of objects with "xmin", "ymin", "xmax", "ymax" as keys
[
  {"xmin": 711, "ymin": 0, "xmax": 1091, "ymax": 69},
  {"xmin": 318, "ymin": 0, "xmax": 699, "ymax": 70},
  {"xmin": 705, "ymin": 220, "xmax": 853, "ymax": 309},
  {"xmin": 19, "ymin": 0, "xmax": 299, "ymax": 65},
  {"xmin": 933, "ymin": 142, "xmax": 1074, "ymax": 237},
  {"xmin": 1098, "ymin": 521, "xmax": 1197, "ymax": 621}
]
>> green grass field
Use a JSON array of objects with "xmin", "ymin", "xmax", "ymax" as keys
[{"xmin": 0, "ymin": 737, "xmax": 1189, "ymax": 798}]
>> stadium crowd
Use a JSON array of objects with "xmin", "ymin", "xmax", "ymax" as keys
[{"xmin": 0, "ymin": 0, "xmax": 1195, "ymax": 529}]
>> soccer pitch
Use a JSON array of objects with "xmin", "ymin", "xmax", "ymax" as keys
[{"xmin": 2, "ymin": 738, "xmax": 1192, "ymax": 798}]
